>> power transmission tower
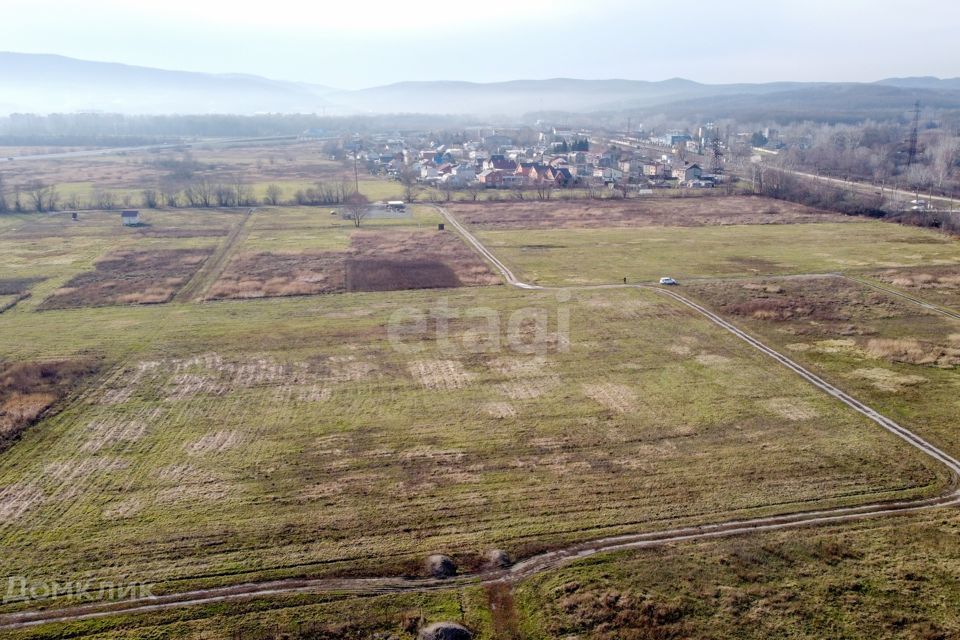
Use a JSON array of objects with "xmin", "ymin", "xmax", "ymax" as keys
[
  {"xmin": 906, "ymin": 100, "xmax": 921, "ymax": 168},
  {"xmin": 710, "ymin": 127, "xmax": 724, "ymax": 174}
]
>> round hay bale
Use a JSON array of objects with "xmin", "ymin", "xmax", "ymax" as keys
[
  {"xmin": 485, "ymin": 549, "xmax": 511, "ymax": 569},
  {"xmin": 425, "ymin": 554, "xmax": 457, "ymax": 578},
  {"xmin": 418, "ymin": 622, "xmax": 472, "ymax": 640}
]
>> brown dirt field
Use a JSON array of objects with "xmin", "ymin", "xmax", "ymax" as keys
[
  {"xmin": 0, "ymin": 278, "xmax": 39, "ymax": 296},
  {"xmin": 347, "ymin": 229, "xmax": 500, "ymax": 288},
  {"xmin": 208, "ymin": 229, "xmax": 498, "ymax": 299},
  {"xmin": 447, "ymin": 196, "xmax": 848, "ymax": 230},
  {"xmin": 39, "ymin": 248, "xmax": 214, "ymax": 309},
  {"xmin": 205, "ymin": 251, "xmax": 346, "ymax": 299},
  {"xmin": 345, "ymin": 258, "xmax": 461, "ymax": 291}
]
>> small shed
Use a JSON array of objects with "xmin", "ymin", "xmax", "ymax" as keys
[{"xmin": 121, "ymin": 210, "xmax": 140, "ymax": 226}]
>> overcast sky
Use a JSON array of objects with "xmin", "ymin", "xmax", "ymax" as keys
[{"xmin": 2, "ymin": 0, "xmax": 958, "ymax": 88}]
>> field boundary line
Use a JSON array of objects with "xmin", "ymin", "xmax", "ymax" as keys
[
  {"xmin": 173, "ymin": 207, "xmax": 255, "ymax": 303},
  {"xmin": 841, "ymin": 274, "xmax": 960, "ymax": 320}
]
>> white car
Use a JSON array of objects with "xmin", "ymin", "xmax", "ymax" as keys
[{"xmin": 659, "ymin": 277, "xmax": 678, "ymax": 285}]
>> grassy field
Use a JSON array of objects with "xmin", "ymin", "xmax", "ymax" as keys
[
  {"xmin": 0, "ymin": 209, "xmax": 239, "ymax": 311},
  {"xmin": 3, "ymin": 194, "xmax": 960, "ymax": 638},
  {"xmin": 0, "ymin": 286, "xmax": 944, "ymax": 617},
  {"xmin": 473, "ymin": 221, "xmax": 960, "ymax": 285},
  {"xmin": 685, "ymin": 275, "xmax": 960, "ymax": 460}
]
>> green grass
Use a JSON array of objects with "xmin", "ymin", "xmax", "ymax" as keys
[
  {"xmin": 0, "ymin": 286, "xmax": 943, "ymax": 616},
  {"xmin": 685, "ymin": 275, "xmax": 960, "ymax": 464},
  {"xmin": 474, "ymin": 221, "xmax": 960, "ymax": 285},
  {"xmin": 513, "ymin": 510, "xmax": 960, "ymax": 639},
  {"xmin": 240, "ymin": 205, "xmax": 441, "ymax": 253}
]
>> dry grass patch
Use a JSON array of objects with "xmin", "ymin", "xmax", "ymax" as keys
[
  {"xmin": 481, "ymin": 401, "xmax": 517, "ymax": 418},
  {"xmin": 583, "ymin": 382, "xmax": 638, "ymax": 414},
  {"xmin": 865, "ymin": 338, "xmax": 960, "ymax": 368},
  {"xmin": 81, "ymin": 416, "xmax": 149, "ymax": 453},
  {"xmin": 872, "ymin": 266, "xmax": 960, "ymax": 308},
  {"xmin": 39, "ymin": 248, "xmax": 213, "ymax": 309},
  {"xmin": 207, "ymin": 251, "xmax": 346, "ymax": 299},
  {"xmin": 0, "ymin": 359, "xmax": 99, "ymax": 451},
  {"xmin": 208, "ymin": 228, "xmax": 498, "ymax": 299},
  {"xmin": 448, "ymin": 196, "xmax": 843, "ymax": 230},
  {"xmin": 762, "ymin": 397, "xmax": 821, "ymax": 421},
  {"xmin": 0, "ymin": 484, "xmax": 45, "ymax": 521},
  {"xmin": 695, "ymin": 353, "xmax": 732, "ymax": 366},
  {"xmin": 409, "ymin": 359, "xmax": 475, "ymax": 390},
  {"xmin": 101, "ymin": 497, "xmax": 143, "ymax": 520},
  {"xmin": 850, "ymin": 367, "xmax": 928, "ymax": 392},
  {"xmin": 186, "ymin": 430, "xmax": 246, "ymax": 456}
]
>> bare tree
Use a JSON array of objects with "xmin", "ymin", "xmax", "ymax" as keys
[
  {"xmin": 439, "ymin": 181, "xmax": 455, "ymax": 202},
  {"xmin": 0, "ymin": 174, "xmax": 7, "ymax": 213},
  {"xmin": 93, "ymin": 188, "xmax": 116, "ymax": 210},
  {"xmin": 12, "ymin": 184, "xmax": 23, "ymax": 212},
  {"xmin": 399, "ymin": 165, "xmax": 421, "ymax": 203},
  {"xmin": 142, "ymin": 189, "xmax": 160, "ymax": 209},
  {"xmin": 264, "ymin": 184, "xmax": 283, "ymax": 206},
  {"xmin": 931, "ymin": 136, "xmax": 960, "ymax": 190},
  {"xmin": 184, "ymin": 181, "xmax": 214, "ymax": 208},
  {"xmin": 534, "ymin": 178, "xmax": 553, "ymax": 201},
  {"xmin": 465, "ymin": 182, "xmax": 481, "ymax": 202},
  {"xmin": 234, "ymin": 180, "xmax": 252, "ymax": 207},
  {"xmin": 26, "ymin": 181, "xmax": 53, "ymax": 212},
  {"xmin": 342, "ymin": 192, "xmax": 370, "ymax": 227}
]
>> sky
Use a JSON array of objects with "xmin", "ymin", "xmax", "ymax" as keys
[{"xmin": 1, "ymin": 0, "xmax": 958, "ymax": 88}]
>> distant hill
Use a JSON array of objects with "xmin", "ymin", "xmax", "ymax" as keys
[
  {"xmin": 876, "ymin": 76, "xmax": 960, "ymax": 91},
  {"xmin": 0, "ymin": 52, "xmax": 337, "ymax": 115},
  {"xmin": 2, "ymin": 52, "xmax": 959, "ymax": 121},
  {"xmin": 622, "ymin": 84, "xmax": 960, "ymax": 123}
]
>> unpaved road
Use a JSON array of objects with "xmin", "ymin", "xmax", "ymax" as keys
[
  {"xmin": 2, "ymin": 207, "xmax": 959, "ymax": 631},
  {"xmin": 172, "ymin": 207, "xmax": 255, "ymax": 303}
]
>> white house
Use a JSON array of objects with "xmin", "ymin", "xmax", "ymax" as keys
[{"xmin": 121, "ymin": 210, "xmax": 140, "ymax": 226}]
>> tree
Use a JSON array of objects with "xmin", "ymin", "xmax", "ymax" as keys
[
  {"xmin": 0, "ymin": 174, "xmax": 7, "ymax": 213},
  {"xmin": 26, "ymin": 181, "xmax": 55, "ymax": 212},
  {"xmin": 342, "ymin": 192, "xmax": 370, "ymax": 227},
  {"xmin": 931, "ymin": 136, "xmax": 960, "ymax": 190},
  {"xmin": 264, "ymin": 184, "xmax": 283, "ymax": 206},
  {"xmin": 465, "ymin": 182, "xmax": 481, "ymax": 202},
  {"xmin": 751, "ymin": 131, "xmax": 769, "ymax": 147},
  {"xmin": 399, "ymin": 164, "xmax": 421, "ymax": 203},
  {"xmin": 142, "ymin": 189, "xmax": 160, "ymax": 209},
  {"xmin": 93, "ymin": 188, "xmax": 116, "ymax": 210}
]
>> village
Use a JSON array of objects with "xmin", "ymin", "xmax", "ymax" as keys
[{"xmin": 345, "ymin": 124, "xmax": 725, "ymax": 195}]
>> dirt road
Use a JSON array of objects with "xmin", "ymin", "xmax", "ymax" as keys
[{"xmin": 2, "ymin": 206, "xmax": 958, "ymax": 631}]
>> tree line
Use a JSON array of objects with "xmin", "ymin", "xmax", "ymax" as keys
[{"xmin": 0, "ymin": 177, "xmax": 358, "ymax": 213}]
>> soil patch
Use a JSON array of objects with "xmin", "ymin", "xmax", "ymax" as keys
[{"xmin": 39, "ymin": 248, "xmax": 213, "ymax": 309}]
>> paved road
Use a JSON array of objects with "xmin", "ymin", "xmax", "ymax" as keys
[{"xmin": 2, "ymin": 208, "xmax": 959, "ymax": 631}]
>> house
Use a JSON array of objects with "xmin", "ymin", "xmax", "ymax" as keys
[
  {"xmin": 121, "ymin": 210, "xmax": 140, "ymax": 226},
  {"xmin": 671, "ymin": 163, "xmax": 702, "ymax": 181},
  {"xmin": 477, "ymin": 169, "xmax": 504, "ymax": 187}
]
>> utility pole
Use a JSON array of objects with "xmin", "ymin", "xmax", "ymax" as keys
[{"xmin": 353, "ymin": 151, "xmax": 359, "ymax": 194}]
